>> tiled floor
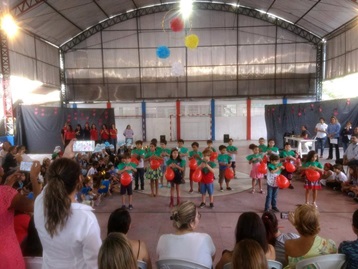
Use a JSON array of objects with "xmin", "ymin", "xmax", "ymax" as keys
[{"xmin": 90, "ymin": 141, "xmax": 358, "ymax": 268}]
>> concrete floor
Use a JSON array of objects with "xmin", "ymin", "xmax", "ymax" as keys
[{"xmin": 90, "ymin": 141, "xmax": 358, "ymax": 268}]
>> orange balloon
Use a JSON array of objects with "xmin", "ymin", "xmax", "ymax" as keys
[
  {"xmin": 120, "ymin": 172, "xmax": 131, "ymax": 186},
  {"xmin": 305, "ymin": 169, "xmax": 320, "ymax": 182},
  {"xmin": 276, "ymin": 174, "xmax": 290, "ymax": 188},
  {"xmin": 210, "ymin": 152, "xmax": 218, "ymax": 161},
  {"xmin": 285, "ymin": 162, "xmax": 296, "ymax": 173},
  {"xmin": 192, "ymin": 168, "xmax": 202, "ymax": 182},
  {"xmin": 131, "ymin": 156, "xmax": 139, "ymax": 165},
  {"xmin": 258, "ymin": 162, "xmax": 267, "ymax": 174},
  {"xmin": 225, "ymin": 168, "xmax": 234, "ymax": 180},
  {"xmin": 150, "ymin": 159, "xmax": 161, "ymax": 169},
  {"xmin": 165, "ymin": 167, "xmax": 175, "ymax": 181},
  {"xmin": 189, "ymin": 158, "xmax": 198, "ymax": 170}
]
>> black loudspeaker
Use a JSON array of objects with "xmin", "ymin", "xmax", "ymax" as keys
[
  {"xmin": 160, "ymin": 135, "xmax": 166, "ymax": 143},
  {"xmin": 223, "ymin": 134, "xmax": 230, "ymax": 143}
]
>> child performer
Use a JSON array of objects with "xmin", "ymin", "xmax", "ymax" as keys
[
  {"xmin": 218, "ymin": 145, "xmax": 232, "ymax": 191},
  {"xmin": 279, "ymin": 143, "xmax": 298, "ymax": 189},
  {"xmin": 177, "ymin": 139, "xmax": 188, "ymax": 183},
  {"xmin": 188, "ymin": 142, "xmax": 203, "ymax": 193},
  {"xmin": 144, "ymin": 142, "xmax": 163, "ymax": 197},
  {"xmin": 131, "ymin": 140, "xmax": 146, "ymax": 191},
  {"xmin": 205, "ymin": 140, "xmax": 217, "ymax": 153},
  {"xmin": 198, "ymin": 149, "xmax": 217, "ymax": 208},
  {"xmin": 159, "ymin": 140, "xmax": 171, "ymax": 188},
  {"xmin": 166, "ymin": 148, "xmax": 185, "ymax": 207},
  {"xmin": 227, "ymin": 138, "xmax": 238, "ymax": 179},
  {"xmin": 258, "ymin": 137, "xmax": 267, "ymax": 153},
  {"xmin": 300, "ymin": 150, "xmax": 323, "ymax": 208},
  {"xmin": 246, "ymin": 144, "xmax": 264, "ymax": 194},
  {"xmin": 117, "ymin": 153, "xmax": 137, "ymax": 209},
  {"xmin": 266, "ymin": 138, "xmax": 279, "ymax": 157},
  {"xmin": 326, "ymin": 164, "xmax": 348, "ymax": 191},
  {"xmin": 264, "ymin": 155, "xmax": 283, "ymax": 212}
]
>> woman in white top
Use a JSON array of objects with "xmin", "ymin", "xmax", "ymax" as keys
[
  {"xmin": 156, "ymin": 201, "xmax": 216, "ymax": 268},
  {"xmin": 123, "ymin": 125, "xmax": 134, "ymax": 145},
  {"xmin": 315, "ymin": 117, "xmax": 328, "ymax": 158},
  {"xmin": 34, "ymin": 143, "xmax": 102, "ymax": 269}
]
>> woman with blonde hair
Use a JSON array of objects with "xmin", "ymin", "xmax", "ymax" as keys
[
  {"xmin": 156, "ymin": 201, "xmax": 216, "ymax": 268},
  {"xmin": 284, "ymin": 204, "xmax": 337, "ymax": 268},
  {"xmin": 232, "ymin": 239, "xmax": 268, "ymax": 269},
  {"xmin": 34, "ymin": 142, "xmax": 102, "ymax": 269},
  {"xmin": 98, "ymin": 232, "xmax": 137, "ymax": 269}
]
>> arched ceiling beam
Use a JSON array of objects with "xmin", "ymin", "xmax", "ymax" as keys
[
  {"xmin": 60, "ymin": 2, "xmax": 322, "ymax": 52},
  {"xmin": 11, "ymin": 0, "xmax": 46, "ymax": 17}
]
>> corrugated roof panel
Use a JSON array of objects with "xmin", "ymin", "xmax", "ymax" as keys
[
  {"xmin": 136, "ymin": 0, "xmax": 162, "ymax": 8},
  {"xmin": 48, "ymin": 0, "xmax": 108, "ymax": 30},
  {"xmin": 17, "ymin": 3, "xmax": 79, "ymax": 45},
  {"xmin": 95, "ymin": 0, "xmax": 136, "ymax": 17},
  {"xmin": 239, "ymin": 0, "xmax": 272, "ymax": 12}
]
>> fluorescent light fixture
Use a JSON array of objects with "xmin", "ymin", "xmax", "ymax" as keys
[
  {"xmin": 180, "ymin": 0, "xmax": 193, "ymax": 19},
  {"xmin": 1, "ymin": 14, "xmax": 18, "ymax": 38}
]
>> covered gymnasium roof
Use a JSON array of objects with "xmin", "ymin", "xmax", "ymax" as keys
[{"xmin": 9, "ymin": 0, "xmax": 358, "ymax": 47}]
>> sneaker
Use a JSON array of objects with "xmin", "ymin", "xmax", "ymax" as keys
[
  {"xmin": 220, "ymin": 187, "xmax": 224, "ymax": 192},
  {"xmin": 210, "ymin": 203, "xmax": 214, "ymax": 208},
  {"xmin": 312, "ymin": 202, "xmax": 318, "ymax": 208},
  {"xmin": 141, "ymin": 188, "xmax": 144, "ymax": 191},
  {"xmin": 272, "ymin": 207, "xmax": 280, "ymax": 212},
  {"xmin": 121, "ymin": 205, "xmax": 126, "ymax": 209},
  {"xmin": 159, "ymin": 184, "xmax": 163, "ymax": 188},
  {"xmin": 259, "ymin": 189, "xmax": 264, "ymax": 194},
  {"xmin": 199, "ymin": 202, "xmax": 206, "ymax": 208},
  {"xmin": 134, "ymin": 187, "xmax": 138, "ymax": 191},
  {"xmin": 289, "ymin": 184, "xmax": 294, "ymax": 189},
  {"xmin": 128, "ymin": 204, "xmax": 134, "ymax": 210},
  {"xmin": 227, "ymin": 187, "xmax": 232, "ymax": 191},
  {"xmin": 189, "ymin": 189, "xmax": 194, "ymax": 194},
  {"xmin": 348, "ymin": 192, "xmax": 356, "ymax": 198},
  {"xmin": 251, "ymin": 189, "xmax": 255, "ymax": 194},
  {"xmin": 167, "ymin": 183, "xmax": 171, "ymax": 188},
  {"xmin": 333, "ymin": 187, "xmax": 338, "ymax": 191}
]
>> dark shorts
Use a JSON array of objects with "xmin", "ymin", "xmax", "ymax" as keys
[
  {"xmin": 231, "ymin": 161, "xmax": 236, "ymax": 169},
  {"xmin": 120, "ymin": 182, "xmax": 133, "ymax": 195}
]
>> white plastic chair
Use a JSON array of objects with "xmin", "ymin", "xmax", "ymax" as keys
[
  {"xmin": 295, "ymin": 254, "xmax": 346, "ymax": 269},
  {"xmin": 156, "ymin": 259, "xmax": 210, "ymax": 269},
  {"xmin": 137, "ymin": 260, "xmax": 147, "ymax": 269},
  {"xmin": 223, "ymin": 262, "xmax": 232, "ymax": 269},
  {"xmin": 267, "ymin": 260, "xmax": 283, "ymax": 269}
]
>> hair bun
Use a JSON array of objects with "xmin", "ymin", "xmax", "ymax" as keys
[{"xmin": 171, "ymin": 211, "xmax": 179, "ymax": 222}]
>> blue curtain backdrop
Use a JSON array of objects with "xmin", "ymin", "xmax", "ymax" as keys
[
  {"xmin": 265, "ymin": 97, "xmax": 358, "ymax": 149},
  {"xmin": 15, "ymin": 106, "xmax": 115, "ymax": 153}
]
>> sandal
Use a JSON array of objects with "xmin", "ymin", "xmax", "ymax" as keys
[{"xmin": 251, "ymin": 189, "xmax": 255, "ymax": 194}]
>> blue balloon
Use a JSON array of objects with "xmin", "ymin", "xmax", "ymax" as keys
[{"xmin": 156, "ymin": 46, "xmax": 170, "ymax": 59}]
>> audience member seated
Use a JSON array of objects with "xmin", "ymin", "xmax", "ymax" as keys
[
  {"xmin": 0, "ymin": 163, "xmax": 41, "ymax": 269},
  {"xmin": 232, "ymin": 239, "xmax": 268, "ymax": 269},
  {"xmin": 3, "ymin": 146, "xmax": 19, "ymax": 174},
  {"xmin": 107, "ymin": 208, "xmax": 152, "ymax": 269},
  {"xmin": 262, "ymin": 211, "xmax": 299, "ymax": 266},
  {"xmin": 157, "ymin": 201, "xmax": 216, "ymax": 268},
  {"xmin": 300, "ymin": 125, "xmax": 311, "ymax": 152},
  {"xmin": 21, "ymin": 217, "xmax": 43, "ymax": 268},
  {"xmin": 338, "ymin": 209, "xmax": 358, "ymax": 269},
  {"xmin": 216, "ymin": 212, "xmax": 275, "ymax": 269},
  {"xmin": 342, "ymin": 164, "xmax": 358, "ymax": 199},
  {"xmin": 98, "ymin": 232, "xmax": 137, "ymax": 269},
  {"xmin": 320, "ymin": 163, "xmax": 335, "ymax": 186},
  {"xmin": 34, "ymin": 147, "xmax": 102, "ymax": 269},
  {"xmin": 325, "ymin": 164, "xmax": 348, "ymax": 191},
  {"xmin": 341, "ymin": 134, "xmax": 358, "ymax": 166},
  {"xmin": 284, "ymin": 204, "xmax": 337, "ymax": 268}
]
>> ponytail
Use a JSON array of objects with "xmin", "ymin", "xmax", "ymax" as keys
[{"xmin": 44, "ymin": 158, "xmax": 81, "ymax": 237}]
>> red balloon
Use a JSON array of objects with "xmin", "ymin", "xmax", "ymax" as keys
[
  {"xmin": 120, "ymin": 172, "xmax": 131, "ymax": 186},
  {"xmin": 165, "ymin": 167, "xmax": 175, "ymax": 181},
  {"xmin": 284, "ymin": 162, "xmax": 296, "ymax": 173},
  {"xmin": 131, "ymin": 156, "xmax": 139, "ymax": 165},
  {"xmin": 189, "ymin": 158, "xmax": 198, "ymax": 170},
  {"xmin": 258, "ymin": 162, "xmax": 267, "ymax": 174},
  {"xmin": 276, "ymin": 174, "xmax": 290, "ymax": 188},
  {"xmin": 262, "ymin": 155, "xmax": 268, "ymax": 163},
  {"xmin": 170, "ymin": 17, "xmax": 184, "ymax": 32},
  {"xmin": 192, "ymin": 168, "xmax": 202, "ymax": 183},
  {"xmin": 305, "ymin": 169, "xmax": 320, "ymax": 182},
  {"xmin": 225, "ymin": 168, "xmax": 234, "ymax": 180},
  {"xmin": 150, "ymin": 159, "xmax": 161, "ymax": 169},
  {"xmin": 210, "ymin": 152, "xmax": 218, "ymax": 161}
]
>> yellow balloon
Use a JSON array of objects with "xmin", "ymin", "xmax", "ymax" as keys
[{"xmin": 185, "ymin": 34, "xmax": 199, "ymax": 49}]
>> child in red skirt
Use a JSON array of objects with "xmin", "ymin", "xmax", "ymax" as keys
[{"xmin": 301, "ymin": 150, "xmax": 324, "ymax": 208}]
